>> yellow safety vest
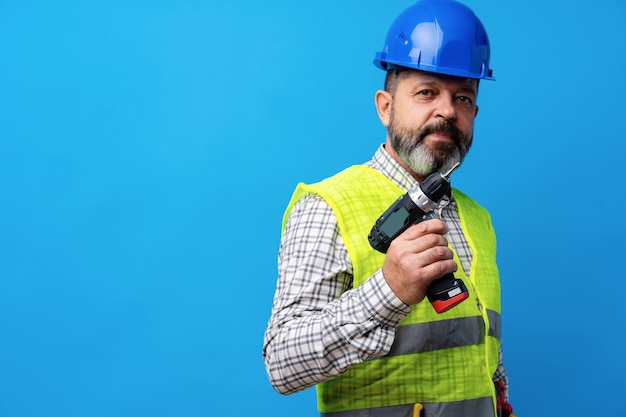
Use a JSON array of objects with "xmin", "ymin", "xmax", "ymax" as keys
[{"xmin": 284, "ymin": 165, "xmax": 501, "ymax": 417}]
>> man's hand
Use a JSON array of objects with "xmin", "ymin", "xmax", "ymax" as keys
[{"xmin": 381, "ymin": 218, "xmax": 457, "ymax": 306}]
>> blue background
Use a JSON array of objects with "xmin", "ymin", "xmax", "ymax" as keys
[{"xmin": 1, "ymin": 1, "xmax": 625, "ymax": 416}]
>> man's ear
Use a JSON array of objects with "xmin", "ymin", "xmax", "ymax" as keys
[
  {"xmin": 375, "ymin": 90, "xmax": 393, "ymax": 127},
  {"xmin": 475, "ymin": 105, "xmax": 479, "ymax": 118}
]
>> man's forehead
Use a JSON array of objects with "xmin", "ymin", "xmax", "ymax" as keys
[{"xmin": 403, "ymin": 69, "xmax": 478, "ymax": 92}]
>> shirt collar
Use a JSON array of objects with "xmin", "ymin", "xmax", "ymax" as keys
[{"xmin": 366, "ymin": 144, "xmax": 419, "ymax": 192}]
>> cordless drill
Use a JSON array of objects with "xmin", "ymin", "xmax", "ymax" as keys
[{"xmin": 368, "ymin": 163, "xmax": 469, "ymax": 313}]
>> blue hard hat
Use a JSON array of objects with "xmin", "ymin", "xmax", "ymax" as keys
[{"xmin": 374, "ymin": 0, "xmax": 494, "ymax": 80}]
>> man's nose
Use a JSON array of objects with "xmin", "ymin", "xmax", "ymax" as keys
[{"xmin": 436, "ymin": 94, "xmax": 457, "ymax": 121}]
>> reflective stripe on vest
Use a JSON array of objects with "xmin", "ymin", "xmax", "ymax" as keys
[
  {"xmin": 321, "ymin": 397, "xmax": 494, "ymax": 417},
  {"xmin": 386, "ymin": 311, "xmax": 498, "ymax": 357},
  {"xmin": 487, "ymin": 309, "xmax": 500, "ymax": 340}
]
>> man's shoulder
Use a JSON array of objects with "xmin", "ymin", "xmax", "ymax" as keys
[
  {"xmin": 291, "ymin": 165, "xmax": 401, "ymax": 216},
  {"xmin": 452, "ymin": 188, "xmax": 492, "ymax": 220},
  {"xmin": 311, "ymin": 165, "xmax": 394, "ymax": 193},
  {"xmin": 453, "ymin": 187, "xmax": 483, "ymax": 206}
]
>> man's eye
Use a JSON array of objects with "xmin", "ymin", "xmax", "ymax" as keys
[
  {"xmin": 457, "ymin": 96, "xmax": 473, "ymax": 104},
  {"xmin": 418, "ymin": 90, "xmax": 433, "ymax": 96}
]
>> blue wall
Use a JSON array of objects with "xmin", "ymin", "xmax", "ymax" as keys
[{"xmin": 1, "ymin": 1, "xmax": 625, "ymax": 416}]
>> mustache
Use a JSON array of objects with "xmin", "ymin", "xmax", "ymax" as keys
[{"xmin": 414, "ymin": 120, "xmax": 466, "ymax": 147}]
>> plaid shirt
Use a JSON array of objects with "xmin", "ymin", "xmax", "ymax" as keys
[{"xmin": 263, "ymin": 144, "xmax": 509, "ymax": 400}]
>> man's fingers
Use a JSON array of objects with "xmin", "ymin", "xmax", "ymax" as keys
[
  {"xmin": 382, "ymin": 218, "xmax": 457, "ymax": 306},
  {"xmin": 403, "ymin": 218, "xmax": 449, "ymax": 238},
  {"xmin": 389, "ymin": 219, "xmax": 450, "ymax": 255},
  {"xmin": 390, "ymin": 232, "xmax": 449, "ymax": 255},
  {"xmin": 422, "ymin": 258, "xmax": 459, "ymax": 278}
]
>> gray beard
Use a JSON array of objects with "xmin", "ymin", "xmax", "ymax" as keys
[
  {"xmin": 388, "ymin": 114, "xmax": 471, "ymax": 177},
  {"xmin": 396, "ymin": 141, "xmax": 463, "ymax": 177}
]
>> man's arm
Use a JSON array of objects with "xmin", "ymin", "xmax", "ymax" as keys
[{"xmin": 263, "ymin": 194, "xmax": 410, "ymax": 394}]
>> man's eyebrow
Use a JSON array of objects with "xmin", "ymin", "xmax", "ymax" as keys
[
  {"xmin": 408, "ymin": 80, "xmax": 477, "ymax": 95},
  {"xmin": 456, "ymin": 85, "xmax": 478, "ymax": 96},
  {"xmin": 408, "ymin": 81, "xmax": 438, "ymax": 92}
]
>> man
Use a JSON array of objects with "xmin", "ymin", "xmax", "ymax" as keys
[{"xmin": 263, "ymin": 1, "xmax": 515, "ymax": 416}]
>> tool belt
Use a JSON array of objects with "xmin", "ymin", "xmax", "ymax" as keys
[{"xmin": 495, "ymin": 381, "xmax": 516, "ymax": 417}]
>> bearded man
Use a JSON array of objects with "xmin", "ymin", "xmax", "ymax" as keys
[{"xmin": 263, "ymin": 1, "xmax": 515, "ymax": 416}]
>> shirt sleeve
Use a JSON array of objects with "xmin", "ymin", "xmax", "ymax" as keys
[
  {"xmin": 493, "ymin": 345, "xmax": 510, "ymax": 402},
  {"xmin": 263, "ymin": 193, "xmax": 411, "ymax": 395}
]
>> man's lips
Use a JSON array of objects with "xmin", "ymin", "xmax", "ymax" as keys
[{"xmin": 425, "ymin": 132, "xmax": 455, "ymax": 143}]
